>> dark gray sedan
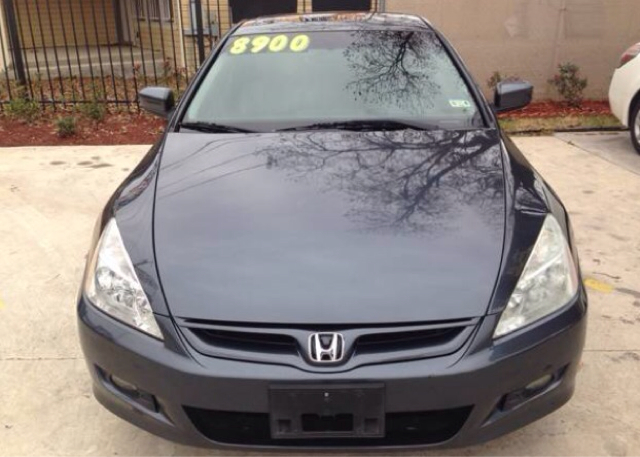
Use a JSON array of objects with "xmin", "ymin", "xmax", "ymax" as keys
[{"xmin": 77, "ymin": 12, "xmax": 587, "ymax": 449}]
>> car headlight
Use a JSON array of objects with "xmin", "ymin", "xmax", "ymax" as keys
[
  {"xmin": 84, "ymin": 218, "xmax": 163, "ymax": 339},
  {"xmin": 494, "ymin": 215, "xmax": 579, "ymax": 338}
]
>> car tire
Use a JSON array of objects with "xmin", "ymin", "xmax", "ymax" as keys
[{"xmin": 631, "ymin": 100, "xmax": 640, "ymax": 154}]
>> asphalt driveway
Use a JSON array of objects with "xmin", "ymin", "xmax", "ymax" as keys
[{"xmin": 1, "ymin": 134, "xmax": 639, "ymax": 456}]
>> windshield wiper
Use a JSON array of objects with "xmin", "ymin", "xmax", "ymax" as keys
[
  {"xmin": 276, "ymin": 119, "xmax": 439, "ymax": 132},
  {"xmin": 179, "ymin": 121, "xmax": 255, "ymax": 133}
]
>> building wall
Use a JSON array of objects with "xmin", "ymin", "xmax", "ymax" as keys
[
  {"xmin": 13, "ymin": 0, "xmax": 118, "ymax": 49},
  {"xmin": 135, "ymin": 2, "xmax": 181, "ymax": 68},
  {"xmin": 386, "ymin": 0, "xmax": 640, "ymax": 99}
]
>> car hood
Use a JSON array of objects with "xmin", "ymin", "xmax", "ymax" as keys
[{"xmin": 153, "ymin": 129, "xmax": 505, "ymax": 324}]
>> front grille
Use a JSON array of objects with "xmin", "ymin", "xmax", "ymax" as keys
[
  {"xmin": 184, "ymin": 406, "xmax": 472, "ymax": 447},
  {"xmin": 192, "ymin": 328, "xmax": 298, "ymax": 355},
  {"xmin": 356, "ymin": 327, "xmax": 464, "ymax": 354},
  {"xmin": 178, "ymin": 318, "xmax": 478, "ymax": 369}
]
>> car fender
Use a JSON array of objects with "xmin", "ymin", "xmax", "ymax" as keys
[{"xmin": 609, "ymin": 56, "xmax": 640, "ymax": 127}]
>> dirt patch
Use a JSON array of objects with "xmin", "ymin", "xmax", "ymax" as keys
[
  {"xmin": 0, "ymin": 100, "xmax": 614, "ymax": 147},
  {"xmin": 499, "ymin": 100, "xmax": 611, "ymax": 119},
  {"xmin": 0, "ymin": 112, "xmax": 165, "ymax": 147}
]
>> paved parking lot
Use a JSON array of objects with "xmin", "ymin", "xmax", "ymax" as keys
[{"xmin": 1, "ymin": 133, "xmax": 639, "ymax": 456}]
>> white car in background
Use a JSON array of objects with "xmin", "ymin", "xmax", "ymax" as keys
[{"xmin": 609, "ymin": 43, "xmax": 640, "ymax": 154}]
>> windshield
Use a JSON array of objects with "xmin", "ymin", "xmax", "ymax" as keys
[{"xmin": 183, "ymin": 30, "xmax": 483, "ymax": 131}]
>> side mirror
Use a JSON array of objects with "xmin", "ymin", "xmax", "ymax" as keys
[
  {"xmin": 493, "ymin": 81, "xmax": 533, "ymax": 113},
  {"xmin": 139, "ymin": 86, "xmax": 175, "ymax": 118}
]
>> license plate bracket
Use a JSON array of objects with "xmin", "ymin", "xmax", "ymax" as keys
[{"xmin": 269, "ymin": 383, "xmax": 385, "ymax": 439}]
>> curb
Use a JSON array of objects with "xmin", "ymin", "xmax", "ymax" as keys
[{"xmin": 507, "ymin": 126, "xmax": 628, "ymax": 136}]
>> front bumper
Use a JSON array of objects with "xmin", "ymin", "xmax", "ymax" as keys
[{"xmin": 77, "ymin": 294, "xmax": 587, "ymax": 450}]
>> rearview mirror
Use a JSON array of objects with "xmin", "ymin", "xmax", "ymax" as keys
[
  {"xmin": 139, "ymin": 87, "xmax": 175, "ymax": 119},
  {"xmin": 493, "ymin": 81, "xmax": 533, "ymax": 113}
]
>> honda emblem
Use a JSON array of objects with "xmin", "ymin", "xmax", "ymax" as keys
[{"xmin": 308, "ymin": 332, "xmax": 345, "ymax": 363}]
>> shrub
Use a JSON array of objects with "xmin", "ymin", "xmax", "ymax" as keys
[
  {"xmin": 548, "ymin": 63, "xmax": 588, "ymax": 107},
  {"xmin": 80, "ymin": 100, "xmax": 106, "ymax": 122},
  {"xmin": 162, "ymin": 58, "xmax": 174, "ymax": 81},
  {"xmin": 5, "ymin": 97, "xmax": 40, "ymax": 123},
  {"xmin": 55, "ymin": 116, "xmax": 77, "ymax": 138}
]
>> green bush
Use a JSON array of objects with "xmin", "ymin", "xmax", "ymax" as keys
[
  {"xmin": 548, "ymin": 63, "xmax": 588, "ymax": 107},
  {"xmin": 55, "ymin": 116, "xmax": 77, "ymax": 138},
  {"xmin": 5, "ymin": 97, "xmax": 40, "ymax": 123},
  {"xmin": 80, "ymin": 100, "xmax": 106, "ymax": 122}
]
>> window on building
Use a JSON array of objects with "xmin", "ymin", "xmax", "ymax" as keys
[
  {"xmin": 135, "ymin": 0, "xmax": 145, "ymax": 18},
  {"xmin": 312, "ymin": 0, "xmax": 371, "ymax": 12},
  {"xmin": 136, "ymin": 0, "xmax": 173, "ymax": 22}
]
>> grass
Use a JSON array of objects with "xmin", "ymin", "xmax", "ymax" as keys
[
  {"xmin": 79, "ymin": 100, "xmax": 107, "ymax": 122},
  {"xmin": 55, "ymin": 116, "xmax": 77, "ymax": 138},
  {"xmin": 499, "ymin": 114, "xmax": 622, "ymax": 134},
  {"xmin": 4, "ymin": 97, "xmax": 41, "ymax": 124}
]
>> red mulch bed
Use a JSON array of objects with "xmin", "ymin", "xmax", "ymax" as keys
[
  {"xmin": 499, "ymin": 100, "xmax": 611, "ymax": 119},
  {"xmin": 0, "ymin": 112, "xmax": 165, "ymax": 147},
  {"xmin": 0, "ymin": 100, "xmax": 612, "ymax": 147}
]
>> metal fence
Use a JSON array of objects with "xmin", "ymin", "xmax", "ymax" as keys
[
  {"xmin": 0, "ymin": 0, "xmax": 384, "ymax": 111},
  {"xmin": 0, "ymin": 0, "xmax": 222, "ymax": 111}
]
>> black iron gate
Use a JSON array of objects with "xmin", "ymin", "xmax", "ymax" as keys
[
  {"xmin": 0, "ymin": 0, "xmax": 382, "ymax": 111},
  {"xmin": 0, "ymin": 0, "xmax": 219, "ymax": 110}
]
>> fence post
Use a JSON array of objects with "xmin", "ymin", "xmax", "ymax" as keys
[
  {"xmin": 193, "ymin": 0, "xmax": 206, "ymax": 65},
  {"xmin": 2, "ymin": 0, "xmax": 27, "ymax": 89}
]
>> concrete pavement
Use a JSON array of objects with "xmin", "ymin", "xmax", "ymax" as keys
[
  {"xmin": 1, "ymin": 134, "xmax": 639, "ymax": 456},
  {"xmin": 555, "ymin": 131, "xmax": 640, "ymax": 177}
]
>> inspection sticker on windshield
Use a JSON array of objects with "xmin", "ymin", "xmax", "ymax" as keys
[
  {"xmin": 228, "ymin": 34, "xmax": 311, "ymax": 55},
  {"xmin": 449, "ymin": 99, "xmax": 472, "ymax": 108}
]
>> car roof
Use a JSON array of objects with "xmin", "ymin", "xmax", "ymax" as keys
[{"xmin": 236, "ymin": 12, "xmax": 432, "ymax": 34}]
